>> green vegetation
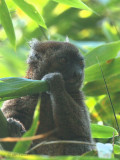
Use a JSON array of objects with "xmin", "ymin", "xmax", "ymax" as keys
[{"xmin": 0, "ymin": 0, "xmax": 120, "ymax": 159}]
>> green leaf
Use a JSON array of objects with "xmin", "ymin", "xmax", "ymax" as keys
[
  {"xmin": 85, "ymin": 41, "xmax": 120, "ymax": 68},
  {"xmin": 94, "ymin": 93, "xmax": 120, "ymax": 126},
  {"xmin": 13, "ymin": 99, "xmax": 40, "ymax": 153},
  {"xmin": 85, "ymin": 58, "xmax": 120, "ymax": 82},
  {"xmin": 0, "ymin": 150, "xmax": 118, "ymax": 160},
  {"xmin": 12, "ymin": 0, "xmax": 47, "ymax": 29},
  {"xmin": 0, "ymin": 0, "xmax": 16, "ymax": 47},
  {"xmin": 91, "ymin": 124, "xmax": 118, "ymax": 138},
  {"xmin": 83, "ymin": 74, "xmax": 120, "ymax": 96},
  {"xmin": 0, "ymin": 77, "xmax": 48, "ymax": 101},
  {"xmin": 114, "ymin": 144, "xmax": 120, "ymax": 154},
  {"xmin": 102, "ymin": 21, "xmax": 119, "ymax": 42},
  {"xmin": 52, "ymin": 0, "xmax": 95, "ymax": 13},
  {"xmin": 0, "ymin": 150, "xmax": 49, "ymax": 159}
]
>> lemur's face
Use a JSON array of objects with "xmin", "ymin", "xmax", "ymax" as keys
[{"xmin": 27, "ymin": 40, "xmax": 85, "ymax": 89}]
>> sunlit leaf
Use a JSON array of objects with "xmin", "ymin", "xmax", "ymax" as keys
[
  {"xmin": 94, "ymin": 93, "xmax": 120, "ymax": 127},
  {"xmin": 0, "ymin": 0, "xmax": 16, "ymax": 47},
  {"xmin": 0, "ymin": 149, "xmax": 118, "ymax": 160},
  {"xmin": 0, "ymin": 46, "xmax": 27, "ymax": 77},
  {"xmin": 114, "ymin": 144, "xmax": 120, "ymax": 155},
  {"xmin": 85, "ymin": 41, "xmax": 120, "ymax": 68},
  {"xmin": 12, "ymin": 0, "xmax": 47, "ymax": 29},
  {"xmin": 0, "ymin": 150, "xmax": 48, "ymax": 159},
  {"xmin": 83, "ymin": 74, "xmax": 120, "ymax": 96},
  {"xmin": 85, "ymin": 57, "xmax": 120, "ymax": 82},
  {"xmin": 52, "ymin": 0, "xmax": 95, "ymax": 13},
  {"xmin": 102, "ymin": 21, "xmax": 119, "ymax": 42},
  {"xmin": 91, "ymin": 124, "xmax": 118, "ymax": 138}
]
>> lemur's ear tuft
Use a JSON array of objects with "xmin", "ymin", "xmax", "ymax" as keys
[
  {"xmin": 29, "ymin": 39, "xmax": 41, "ymax": 51},
  {"xmin": 27, "ymin": 39, "xmax": 42, "ymax": 64}
]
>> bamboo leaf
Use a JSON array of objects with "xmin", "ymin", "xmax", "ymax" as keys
[
  {"xmin": 12, "ymin": 0, "xmax": 47, "ymax": 29},
  {"xmin": 0, "ymin": 150, "xmax": 49, "ymax": 159},
  {"xmin": 52, "ymin": 0, "xmax": 95, "ymax": 13},
  {"xmin": 114, "ymin": 144, "xmax": 120, "ymax": 155},
  {"xmin": 0, "ymin": 77, "xmax": 48, "ymax": 101},
  {"xmin": 13, "ymin": 99, "xmax": 40, "ymax": 153},
  {"xmin": 0, "ymin": 0, "xmax": 16, "ymax": 47},
  {"xmin": 85, "ymin": 58, "xmax": 120, "ymax": 82},
  {"xmin": 91, "ymin": 124, "xmax": 118, "ymax": 138},
  {"xmin": 85, "ymin": 41, "xmax": 120, "ymax": 68}
]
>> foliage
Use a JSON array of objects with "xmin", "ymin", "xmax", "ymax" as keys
[
  {"xmin": 0, "ymin": 77, "xmax": 48, "ymax": 101},
  {"xmin": 0, "ymin": 0, "xmax": 15, "ymax": 47},
  {"xmin": 13, "ymin": 99, "xmax": 40, "ymax": 153},
  {"xmin": 0, "ymin": 0, "xmax": 120, "ymax": 159},
  {"xmin": 0, "ymin": 150, "xmax": 118, "ymax": 160}
]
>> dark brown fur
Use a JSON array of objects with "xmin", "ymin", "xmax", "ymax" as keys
[{"xmin": 2, "ymin": 40, "xmax": 93, "ymax": 155}]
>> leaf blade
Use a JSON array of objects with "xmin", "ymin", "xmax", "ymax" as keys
[
  {"xmin": 85, "ymin": 58, "xmax": 120, "ymax": 82},
  {"xmin": 85, "ymin": 41, "xmax": 120, "ymax": 68},
  {"xmin": 0, "ymin": 0, "xmax": 16, "ymax": 47},
  {"xmin": 0, "ymin": 77, "xmax": 48, "ymax": 101},
  {"xmin": 83, "ymin": 74, "xmax": 120, "ymax": 96},
  {"xmin": 13, "ymin": 99, "xmax": 40, "ymax": 153},
  {"xmin": 91, "ymin": 124, "xmax": 118, "ymax": 138},
  {"xmin": 52, "ymin": 0, "xmax": 95, "ymax": 13},
  {"xmin": 12, "ymin": 0, "xmax": 47, "ymax": 29}
]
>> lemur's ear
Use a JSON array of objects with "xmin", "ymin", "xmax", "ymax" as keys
[
  {"xmin": 29, "ymin": 39, "xmax": 42, "ymax": 51},
  {"xmin": 29, "ymin": 39, "xmax": 54, "ymax": 54}
]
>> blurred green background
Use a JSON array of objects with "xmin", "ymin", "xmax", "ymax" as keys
[{"xmin": 0, "ymin": 0, "xmax": 120, "ymax": 131}]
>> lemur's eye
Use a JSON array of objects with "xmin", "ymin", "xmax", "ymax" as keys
[
  {"xmin": 79, "ymin": 58, "xmax": 85, "ymax": 67},
  {"xmin": 80, "ymin": 58, "xmax": 83, "ymax": 63},
  {"xmin": 35, "ymin": 54, "xmax": 40, "ymax": 59},
  {"xmin": 35, "ymin": 53, "xmax": 42, "ymax": 61}
]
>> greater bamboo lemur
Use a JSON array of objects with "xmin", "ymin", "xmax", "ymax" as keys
[{"xmin": 2, "ymin": 40, "xmax": 93, "ymax": 155}]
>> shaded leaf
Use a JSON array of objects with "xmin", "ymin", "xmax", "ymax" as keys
[
  {"xmin": 83, "ymin": 74, "xmax": 120, "ymax": 96},
  {"xmin": 13, "ymin": 99, "xmax": 40, "ymax": 153},
  {"xmin": 82, "ymin": 150, "xmax": 97, "ymax": 157},
  {"xmin": 0, "ymin": 77, "xmax": 48, "ymax": 101}
]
